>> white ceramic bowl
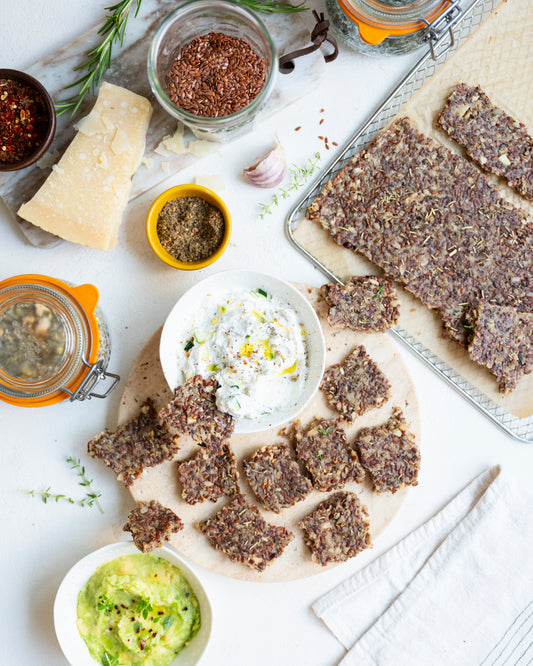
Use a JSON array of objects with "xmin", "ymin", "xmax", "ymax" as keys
[
  {"xmin": 54, "ymin": 542, "xmax": 212, "ymax": 666},
  {"xmin": 159, "ymin": 269, "xmax": 326, "ymax": 434}
]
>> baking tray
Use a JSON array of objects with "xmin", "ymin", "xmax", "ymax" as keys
[{"xmin": 286, "ymin": 0, "xmax": 533, "ymax": 444}]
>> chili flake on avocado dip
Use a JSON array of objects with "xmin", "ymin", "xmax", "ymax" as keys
[{"xmin": 77, "ymin": 554, "xmax": 200, "ymax": 666}]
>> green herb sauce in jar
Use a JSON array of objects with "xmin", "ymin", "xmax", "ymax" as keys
[{"xmin": 76, "ymin": 554, "xmax": 201, "ymax": 666}]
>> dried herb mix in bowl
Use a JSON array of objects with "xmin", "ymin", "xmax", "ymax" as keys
[
  {"xmin": 167, "ymin": 31, "xmax": 267, "ymax": 118},
  {"xmin": 156, "ymin": 196, "xmax": 225, "ymax": 263}
]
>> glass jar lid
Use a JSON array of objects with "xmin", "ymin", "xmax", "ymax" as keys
[
  {"xmin": 337, "ymin": 0, "xmax": 449, "ymax": 44},
  {"xmin": 0, "ymin": 275, "xmax": 116, "ymax": 407}
]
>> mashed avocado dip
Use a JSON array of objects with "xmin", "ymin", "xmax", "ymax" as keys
[{"xmin": 77, "ymin": 554, "xmax": 200, "ymax": 666}]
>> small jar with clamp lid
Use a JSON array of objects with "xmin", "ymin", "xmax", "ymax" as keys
[
  {"xmin": 326, "ymin": 0, "xmax": 457, "ymax": 56},
  {"xmin": 0, "ymin": 274, "xmax": 119, "ymax": 407}
]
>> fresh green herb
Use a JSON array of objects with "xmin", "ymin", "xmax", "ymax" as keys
[
  {"xmin": 67, "ymin": 456, "xmax": 104, "ymax": 514},
  {"xmin": 317, "ymin": 425, "xmax": 331, "ymax": 437},
  {"xmin": 259, "ymin": 153, "xmax": 321, "ymax": 218},
  {"xmin": 374, "ymin": 285, "xmax": 385, "ymax": 298},
  {"xmin": 184, "ymin": 337, "xmax": 194, "ymax": 352},
  {"xmin": 162, "ymin": 615, "xmax": 175, "ymax": 630},
  {"xmin": 237, "ymin": 0, "xmax": 308, "ymax": 13},
  {"xmin": 463, "ymin": 323, "xmax": 474, "ymax": 329},
  {"xmin": 255, "ymin": 288, "xmax": 268, "ymax": 297},
  {"xmin": 136, "ymin": 597, "xmax": 153, "ymax": 620},
  {"xmin": 193, "ymin": 331, "xmax": 205, "ymax": 344},
  {"xmin": 209, "ymin": 363, "xmax": 221, "ymax": 372},
  {"xmin": 230, "ymin": 384, "xmax": 239, "ymax": 389},
  {"xmin": 22, "ymin": 457, "xmax": 104, "ymax": 512},
  {"xmin": 133, "ymin": 621, "xmax": 142, "ymax": 634},
  {"xmin": 101, "ymin": 652, "xmax": 119, "ymax": 666},
  {"xmin": 55, "ymin": 0, "xmax": 143, "ymax": 117},
  {"xmin": 316, "ymin": 451, "xmax": 323, "ymax": 459},
  {"xmin": 97, "ymin": 594, "xmax": 115, "ymax": 616}
]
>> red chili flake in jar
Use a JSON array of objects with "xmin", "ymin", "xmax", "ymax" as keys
[{"xmin": 0, "ymin": 78, "xmax": 48, "ymax": 163}]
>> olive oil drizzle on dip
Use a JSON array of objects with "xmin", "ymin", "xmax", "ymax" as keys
[{"xmin": 77, "ymin": 554, "xmax": 200, "ymax": 666}]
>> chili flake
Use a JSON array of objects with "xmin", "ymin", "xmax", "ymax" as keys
[{"xmin": 0, "ymin": 78, "xmax": 48, "ymax": 163}]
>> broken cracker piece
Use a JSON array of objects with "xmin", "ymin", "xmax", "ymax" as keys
[
  {"xmin": 320, "ymin": 346, "xmax": 391, "ymax": 420},
  {"xmin": 243, "ymin": 444, "xmax": 312, "ymax": 513},
  {"xmin": 159, "ymin": 375, "xmax": 234, "ymax": 449},
  {"xmin": 123, "ymin": 499, "xmax": 183, "ymax": 553},
  {"xmin": 87, "ymin": 398, "xmax": 179, "ymax": 487},
  {"xmin": 293, "ymin": 418, "xmax": 364, "ymax": 491},
  {"xmin": 197, "ymin": 495, "xmax": 293, "ymax": 572},
  {"xmin": 299, "ymin": 491, "xmax": 372, "ymax": 565},
  {"xmin": 355, "ymin": 407, "xmax": 420, "ymax": 494},
  {"xmin": 178, "ymin": 442, "xmax": 239, "ymax": 505},
  {"xmin": 322, "ymin": 276, "xmax": 399, "ymax": 332}
]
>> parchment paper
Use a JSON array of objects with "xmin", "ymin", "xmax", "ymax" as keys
[
  {"xmin": 119, "ymin": 285, "xmax": 420, "ymax": 582},
  {"xmin": 295, "ymin": 0, "xmax": 533, "ymax": 419}
]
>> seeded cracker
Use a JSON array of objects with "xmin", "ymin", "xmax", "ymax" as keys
[
  {"xmin": 178, "ymin": 443, "xmax": 239, "ymax": 504},
  {"xmin": 293, "ymin": 418, "xmax": 365, "ymax": 491},
  {"xmin": 307, "ymin": 117, "xmax": 533, "ymax": 358},
  {"xmin": 321, "ymin": 346, "xmax": 391, "ymax": 420},
  {"xmin": 466, "ymin": 301, "xmax": 533, "ymax": 393},
  {"xmin": 299, "ymin": 492, "xmax": 372, "ymax": 565},
  {"xmin": 159, "ymin": 375, "xmax": 234, "ymax": 449},
  {"xmin": 438, "ymin": 83, "xmax": 533, "ymax": 201},
  {"xmin": 243, "ymin": 444, "xmax": 312, "ymax": 513},
  {"xmin": 197, "ymin": 495, "xmax": 293, "ymax": 572},
  {"xmin": 123, "ymin": 500, "xmax": 183, "ymax": 553},
  {"xmin": 322, "ymin": 276, "xmax": 399, "ymax": 332},
  {"xmin": 87, "ymin": 399, "xmax": 179, "ymax": 487},
  {"xmin": 355, "ymin": 407, "xmax": 420, "ymax": 494}
]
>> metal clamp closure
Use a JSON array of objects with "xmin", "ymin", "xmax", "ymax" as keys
[
  {"xmin": 422, "ymin": 0, "xmax": 462, "ymax": 60},
  {"xmin": 62, "ymin": 358, "xmax": 120, "ymax": 401}
]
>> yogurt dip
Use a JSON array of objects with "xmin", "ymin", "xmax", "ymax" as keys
[{"xmin": 176, "ymin": 287, "xmax": 308, "ymax": 420}]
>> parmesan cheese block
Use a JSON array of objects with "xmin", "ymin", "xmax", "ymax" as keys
[{"xmin": 18, "ymin": 82, "xmax": 152, "ymax": 251}]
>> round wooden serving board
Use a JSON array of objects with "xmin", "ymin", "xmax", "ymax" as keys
[{"xmin": 119, "ymin": 285, "xmax": 420, "ymax": 582}]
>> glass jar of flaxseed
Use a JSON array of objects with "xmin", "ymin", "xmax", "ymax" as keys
[
  {"xmin": 0, "ymin": 275, "xmax": 119, "ymax": 407},
  {"xmin": 326, "ymin": 0, "xmax": 453, "ymax": 56}
]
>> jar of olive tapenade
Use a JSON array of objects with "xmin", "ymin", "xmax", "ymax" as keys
[
  {"xmin": 326, "ymin": 0, "xmax": 460, "ymax": 56},
  {"xmin": 0, "ymin": 275, "xmax": 119, "ymax": 407}
]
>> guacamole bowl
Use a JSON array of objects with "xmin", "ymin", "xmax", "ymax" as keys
[{"xmin": 54, "ymin": 541, "xmax": 212, "ymax": 666}]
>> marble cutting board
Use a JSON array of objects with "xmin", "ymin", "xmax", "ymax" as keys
[{"xmin": 0, "ymin": 0, "xmax": 327, "ymax": 248}]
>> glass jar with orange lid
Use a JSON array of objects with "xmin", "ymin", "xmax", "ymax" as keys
[
  {"xmin": 0, "ymin": 274, "xmax": 119, "ymax": 407},
  {"xmin": 326, "ymin": 0, "xmax": 460, "ymax": 56}
]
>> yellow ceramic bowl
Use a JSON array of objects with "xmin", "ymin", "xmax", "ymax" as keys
[{"xmin": 146, "ymin": 184, "xmax": 231, "ymax": 270}]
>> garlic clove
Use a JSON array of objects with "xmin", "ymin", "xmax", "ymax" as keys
[{"xmin": 243, "ymin": 142, "xmax": 287, "ymax": 188}]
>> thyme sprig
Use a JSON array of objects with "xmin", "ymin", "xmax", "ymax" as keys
[
  {"xmin": 22, "ymin": 456, "xmax": 104, "ymax": 513},
  {"xmin": 68, "ymin": 456, "xmax": 105, "ymax": 514},
  {"xmin": 55, "ymin": 0, "xmax": 143, "ymax": 117},
  {"xmin": 259, "ymin": 152, "xmax": 321, "ymax": 219}
]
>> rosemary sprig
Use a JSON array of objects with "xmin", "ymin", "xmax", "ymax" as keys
[
  {"xmin": 55, "ymin": 0, "xmax": 142, "ymax": 117},
  {"xmin": 259, "ymin": 152, "xmax": 321, "ymax": 219},
  {"xmin": 22, "ymin": 456, "xmax": 104, "ymax": 513},
  {"xmin": 237, "ymin": 0, "xmax": 308, "ymax": 13}
]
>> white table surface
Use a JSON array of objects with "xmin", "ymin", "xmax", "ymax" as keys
[{"xmin": 1, "ymin": 3, "xmax": 531, "ymax": 666}]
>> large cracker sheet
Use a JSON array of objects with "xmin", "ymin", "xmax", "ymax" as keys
[
  {"xmin": 119, "ymin": 285, "xmax": 420, "ymax": 582},
  {"xmin": 296, "ymin": 0, "xmax": 533, "ymax": 419}
]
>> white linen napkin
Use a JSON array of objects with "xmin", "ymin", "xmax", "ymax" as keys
[{"xmin": 313, "ymin": 466, "xmax": 533, "ymax": 666}]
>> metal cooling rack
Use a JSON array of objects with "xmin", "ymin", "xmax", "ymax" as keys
[{"xmin": 286, "ymin": 0, "xmax": 533, "ymax": 443}]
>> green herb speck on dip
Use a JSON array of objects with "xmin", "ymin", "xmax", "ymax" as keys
[{"xmin": 76, "ymin": 554, "xmax": 200, "ymax": 666}]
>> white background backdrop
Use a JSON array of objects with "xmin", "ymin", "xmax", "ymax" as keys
[{"xmin": 1, "ymin": 2, "xmax": 531, "ymax": 665}]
